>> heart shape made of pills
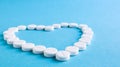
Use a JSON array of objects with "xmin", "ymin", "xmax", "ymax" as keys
[{"xmin": 3, "ymin": 22, "xmax": 94, "ymax": 61}]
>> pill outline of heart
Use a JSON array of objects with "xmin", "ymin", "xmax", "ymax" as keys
[{"xmin": 3, "ymin": 23, "xmax": 94, "ymax": 61}]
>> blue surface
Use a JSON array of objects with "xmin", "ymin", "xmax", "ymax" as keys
[{"xmin": 0, "ymin": 0, "xmax": 120, "ymax": 67}]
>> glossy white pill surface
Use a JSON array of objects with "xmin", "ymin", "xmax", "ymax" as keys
[
  {"xmin": 44, "ymin": 47, "xmax": 58, "ymax": 57},
  {"xmin": 27, "ymin": 24, "xmax": 37, "ymax": 30},
  {"xmin": 36, "ymin": 25, "xmax": 45, "ymax": 30},
  {"xmin": 56, "ymin": 51, "xmax": 70, "ymax": 61},
  {"xmin": 22, "ymin": 43, "xmax": 35, "ymax": 51},
  {"xmin": 65, "ymin": 46, "xmax": 79, "ymax": 55},
  {"xmin": 74, "ymin": 42, "xmax": 87, "ymax": 50},
  {"xmin": 13, "ymin": 40, "xmax": 26, "ymax": 48},
  {"xmin": 44, "ymin": 26, "xmax": 54, "ymax": 31},
  {"xmin": 32, "ymin": 45, "xmax": 46, "ymax": 54}
]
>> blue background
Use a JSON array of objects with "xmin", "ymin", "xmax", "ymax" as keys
[{"xmin": 0, "ymin": 0, "xmax": 120, "ymax": 67}]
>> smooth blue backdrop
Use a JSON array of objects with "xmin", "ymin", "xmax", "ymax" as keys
[{"xmin": 0, "ymin": 0, "xmax": 120, "ymax": 67}]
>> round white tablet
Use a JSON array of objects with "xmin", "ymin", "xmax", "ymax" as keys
[
  {"xmin": 6, "ymin": 37, "xmax": 19, "ymax": 44},
  {"xmin": 4, "ymin": 34, "xmax": 16, "ymax": 40},
  {"xmin": 17, "ymin": 25, "xmax": 26, "ymax": 30},
  {"xmin": 32, "ymin": 45, "xmax": 46, "ymax": 54},
  {"xmin": 44, "ymin": 47, "xmax": 58, "ymax": 57},
  {"xmin": 69, "ymin": 23, "xmax": 78, "ymax": 27},
  {"xmin": 56, "ymin": 51, "xmax": 70, "ymax": 61},
  {"xmin": 36, "ymin": 25, "xmax": 45, "ymax": 30},
  {"xmin": 13, "ymin": 40, "xmax": 26, "ymax": 48},
  {"xmin": 27, "ymin": 24, "xmax": 37, "ymax": 30},
  {"xmin": 8, "ymin": 27, "xmax": 18, "ymax": 32},
  {"xmin": 44, "ymin": 26, "xmax": 54, "ymax": 31},
  {"xmin": 53, "ymin": 24, "xmax": 61, "ymax": 29},
  {"xmin": 78, "ymin": 24, "xmax": 88, "ymax": 28},
  {"xmin": 61, "ymin": 22, "xmax": 69, "ymax": 27},
  {"xmin": 3, "ymin": 31, "xmax": 12, "ymax": 35},
  {"xmin": 79, "ymin": 37, "xmax": 91, "ymax": 45},
  {"xmin": 21, "ymin": 43, "xmax": 35, "ymax": 51},
  {"xmin": 65, "ymin": 46, "xmax": 79, "ymax": 55},
  {"xmin": 74, "ymin": 42, "xmax": 87, "ymax": 50},
  {"xmin": 81, "ymin": 34, "xmax": 93, "ymax": 40},
  {"xmin": 82, "ymin": 28, "xmax": 94, "ymax": 35},
  {"xmin": 3, "ymin": 30, "xmax": 15, "ymax": 36}
]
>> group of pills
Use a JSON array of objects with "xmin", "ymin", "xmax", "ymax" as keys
[{"xmin": 3, "ymin": 23, "xmax": 94, "ymax": 61}]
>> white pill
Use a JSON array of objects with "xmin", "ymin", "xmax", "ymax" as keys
[
  {"xmin": 13, "ymin": 40, "xmax": 26, "ymax": 48},
  {"xmin": 74, "ymin": 42, "xmax": 87, "ymax": 50},
  {"xmin": 78, "ymin": 24, "xmax": 88, "ymax": 28},
  {"xmin": 79, "ymin": 37, "xmax": 92, "ymax": 45},
  {"xmin": 8, "ymin": 27, "xmax": 17, "ymax": 29},
  {"xmin": 8, "ymin": 30, "xmax": 16, "ymax": 35},
  {"xmin": 8, "ymin": 27, "xmax": 18, "ymax": 30},
  {"xmin": 3, "ymin": 31, "xmax": 11, "ymax": 35},
  {"xmin": 65, "ymin": 46, "xmax": 79, "ymax": 55},
  {"xmin": 7, "ymin": 29, "xmax": 18, "ymax": 33},
  {"xmin": 53, "ymin": 24, "xmax": 61, "ymax": 29},
  {"xmin": 44, "ymin": 47, "xmax": 58, "ymax": 57},
  {"xmin": 6, "ymin": 37, "xmax": 19, "ymax": 44},
  {"xmin": 17, "ymin": 25, "xmax": 26, "ymax": 30},
  {"xmin": 36, "ymin": 25, "xmax": 45, "ymax": 30},
  {"xmin": 81, "ymin": 27, "xmax": 89, "ymax": 31},
  {"xmin": 3, "ymin": 30, "xmax": 15, "ymax": 35},
  {"xmin": 32, "ymin": 45, "xmax": 46, "ymax": 54},
  {"xmin": 3, "ymin": 32, "xmax": 16, "ymax": 36},
  {"xmin": 61, "ymin": 22, "xmax": 69, "ymax": 27},
  {"xmin": 21, "ymin": 43, "xmax": 35, "ymax": 51},
  {"xmin": 44, "ymin": 26, "xmax": 54, "ymax": 31},
  {"xmin": 82, "ymin": 29, "xmax": 94, "ymax": 35},
  {"xmin": 27, "ymin": 24, "xmax": 37, "ymax": 30},
  {"xmin": 69, "ymin": 23, "xmax": 78, "ymax": 27},
  {"xmin": 81, "ymin": 34, "xmax": 93, "ymax": 40},
  {"xmin": 82, "ymin": 27, "xmax": 93, "ymax": 31},
  {"xmin": 4, "ymin": 34, "xmax": 16, "ymax": 40},
  {"xmin": 56, "ymin": 51, "xmax": 70, "ymax": 61}
]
